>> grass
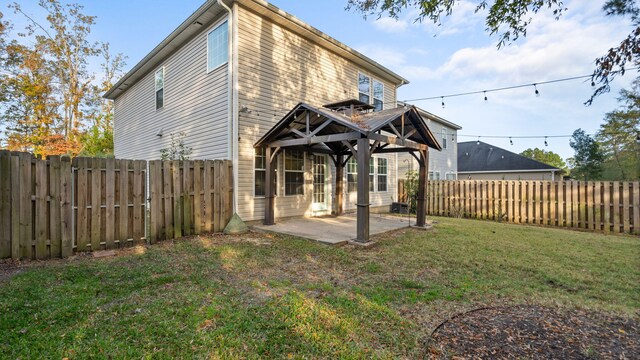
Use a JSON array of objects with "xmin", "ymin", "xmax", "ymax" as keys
[{"xmin": 0, "ymin": 217, "xmax": 638, "ymax": 358}]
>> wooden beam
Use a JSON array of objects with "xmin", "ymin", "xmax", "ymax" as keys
[
  {"xmin": 335, "ymin": 154, "xmax": 344, "ymax": 216},
  {"xmin": 342, "ymin": 140, "xmax": 357, "ymax": 156},
  {"xmin": 388, "ymin": 122, "xmax": 402, "ymax": 139},
  {"xmin": 264, "ymin": 147, "xmax": 276, "ymax": 225},
  {"xmin": 372, "ymin": 147, "xmax": 419, "ymax": 154},
  {"xmin": 287, "ymin": 127, "xmax": 306, "ymax": 138},
  {"xmin": 416, "ymin": 149, "xmax": 428, "ymax": 227},
  {"xmin": 269, "ymin": 132, "xmax": 362, "ymax": 148},
  {"xmin": 356, "ymin": 137, "xmax": 370, "ymax": 243},
  {"xmin": 310, "ymin": 118, "xmax": 333, "ymax": 136},
  {"xmin": 368, "ymin": 133, "xmax": 427, "ymax": 150}
]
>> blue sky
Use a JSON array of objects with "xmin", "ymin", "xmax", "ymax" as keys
[{"xmin": 6, "ymin": 0, "xmax": 635, "ymax": 159}]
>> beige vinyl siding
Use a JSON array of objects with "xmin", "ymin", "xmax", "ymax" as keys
[
  {"xmin": 235, "ymin": 5, "xmax": 398, "ymax": 221},
  {"xmin": 459, "ymin": 171, "xmax": 557, "ymax": 181},
  {"xmin": 398, "ymin": 120, "xmax": 458, "ymax": 180},
  {"xmin": 114, "ymin": 16, "xmax": 230, "ymax": 161}
]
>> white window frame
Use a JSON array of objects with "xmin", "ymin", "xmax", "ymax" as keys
[
  {"xmin": 377, "ymin": 157, "xmax": 388, "ymax": 192},
  {"xmin": 358, "ymin": 73, "xmax": 370, "ymax": 106},
  {"xmin": 254, "ymin": 148, "xmax": 278, "ymax": 198},
  {"xmin": 155, "ymin": 67, "xmax": 164, "ymax": 110},
  {"xmin": 207, "ymin": 20, "xmax": 229, "ymax": 73},
  {"xmin": 445, "ymin": 172, "xmax": 456, "ymax": 180},
  {"xmin": 372, "ymin": 79, "xmax": 384, "ymax": 111},
  {"xmin": 441, "ymin": 128, "xmax": 447, "ymax": 149},
  {"xmin": 284, "ymin": 149, "xmax": 305, "ymax": 196},
  {"xmin": 346, "ymin": 157, "xmax": 358, "ymax": 193},
  {"xmin": 369, "ymin": 158, "xmax": 375, "ymax": 192}
]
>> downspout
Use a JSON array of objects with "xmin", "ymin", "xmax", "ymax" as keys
[{"xmin": 217, "ymin": 0, "xmax": 238, "ymax": 216}]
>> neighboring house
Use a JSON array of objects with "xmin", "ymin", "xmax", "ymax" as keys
[
  {"xmin": 105, "ymin": 0, "xmax": 438, "ymax": 223},
  {"xmin": 396, "ymin": 102, "xmax": 462, "ymax": 181},
  {"xmin": 458, "ymin": 141, "xmax": 561, "ymax": 180}
]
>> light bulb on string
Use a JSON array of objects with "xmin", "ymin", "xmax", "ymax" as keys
[
  {"xmin": 484, "ymin": 91, "xmax": 488, "ymax": 102},
  {"xmin": 477, "ymin": 137, "xmax": 480, "ymax": 145},
  {"xmin": 534, "ymin": 84, "xmax": 540, "ymax": 97},
  {"xmin": 441, "ymin": 96, "xmax": 445, "ymax": 109},
  {"xmin": 544, "ymin": 136, "xmax": 548, "ymax": 147},
  {"xmin": 509, "ymin": 137, "xmax": 513, "ymax": 146}
]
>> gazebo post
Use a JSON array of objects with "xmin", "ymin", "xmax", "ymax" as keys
[
  {"xmin": 334, "ymin": 154, "xmax": 344, "ymax": 216},
  {"xmin": 264, "ymin": 146, "xmax": 276, "ymax": 225},
  {"xmin": 356, "ymin": 137, "xmax": 370, "ymax": 242},
  {"xmin": 416, "ymin": 149, "xmax": 429, "ymax": 227}
]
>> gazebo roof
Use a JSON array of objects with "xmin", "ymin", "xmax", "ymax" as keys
[{"xmin": 254, "ymin": 102, "xmax": 442, "ymax": 154}]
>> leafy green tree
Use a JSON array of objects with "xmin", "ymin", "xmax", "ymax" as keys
[
  {"xmin": 569, "ymin": 129, "xmax": 605, "ymax": 180},
  {"xmin": 520, "ymin": 148, "xmax": 567, "ymax": 173},
  {"xmin": 596, "ymin": 80, "xmax": 640, "ymax": 180},
  {"xmin": 346, "ymin": 0, "xmax": 638, "ymax": 103}
]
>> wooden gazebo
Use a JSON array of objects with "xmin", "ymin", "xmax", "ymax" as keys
[{"xmin": 255, "ymin": 100, "xmax": 442, "ymax": 243}]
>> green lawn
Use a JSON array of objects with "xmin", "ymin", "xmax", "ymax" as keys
[{"xmin": 1, "ymin": 217, "xmax": 638, "ymax": 358}]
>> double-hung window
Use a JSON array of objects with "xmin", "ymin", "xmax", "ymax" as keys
[
  {"xmin": 441, "ymin": 128, "xmax": 447, "ymax": 149},
  {"xmin": 155, "ymin": 68, "xmax": 164, "ymax": 110},
  {"xmin": 347, "ymin": 158, "xmax": 358, "ymax": 193},
  {"xmin": 358, "ymin": 73, "xmax": 370, "ymax": 105},
  {"xmin": 207, "ymin": 21, "xmax": 228, "ymax": 72},
  {"xmin": 284, "ymin": 150, "xmax": 304, "ymax": 195},
  {"xmin": 255, "ymin": 148, "xmax": 277, "ymax": 197},
  {"xmin": 369, "ymin": 160, "xmax": 375, "ymax": 192},
  {"xmin": 377, "ymin": 158, "xmax": 388, "ymax": 192},
  {"xmin": 358, "ymin": 73, "xmax": 384, "ymax": 112},
  {"xmin": 373, "ymin": 80, "xmax": 384, "ymax": 111}
]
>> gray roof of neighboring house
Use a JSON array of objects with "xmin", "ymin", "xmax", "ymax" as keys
[
  {"xmin": 104, "ymin": 0, "xmax": 409, "ymax": 100},
  {"xmin": 396, "ymin": 101, "xmax": 462, "ymax": 130},
  {"xmin": 458, "ymin": 141, "xmax": 560, "ymax": 172}
]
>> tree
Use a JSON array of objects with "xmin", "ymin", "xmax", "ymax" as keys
[
  {"xmin": 596, "ymin": 79, "xmax": 640, "ymax": 180},
  {"xmin": 80, "ymin": 43, "xmax": 127, "ymax": 157},
  {"xmin": 346, "ymin": 0, "xmax": 638, "ymax": 103},
  {"xmin": 569, "ymin": 129, "xmax": 605, "ymax": 180},
  {"xmin": 11, "ymin": 0, "xmax": 101, "ymax": 142},
  {"xmin": 520, "ymin": 148, "xmax": 567, "ymax": 172},
  {"xmin": 1, "ymin": 1, "xmax": 124, "ymax": 157}
]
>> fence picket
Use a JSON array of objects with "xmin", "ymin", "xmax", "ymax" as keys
[
  {"xmin": 35, "ymin": 160, "xmax": 48, "ymax": 259},
  {"xmin": 49, "ymin": 156, "xmax": 61, "ymax": 258},
  {"xmin": 10, "ymin": 155, "xmax": 20, "ymax": 259},
  {"xmin": 105, "ymin": 158, "xmax": 115, "ymax": 247},
  {"xmin": 0, "ymin": 151, "xmax": 10, "ymax": 258},
  {"xmin": 633, "ymin": 182, "xmax": 639, "ymax": 235}
]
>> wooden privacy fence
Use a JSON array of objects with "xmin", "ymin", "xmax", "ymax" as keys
[
  {"xmin": 399, "ymin": 180, "xmax": 640, "ymax": 235},
  {"xmin": 0, "ymin": 151, "xmax": 233, "ymax": 260}
]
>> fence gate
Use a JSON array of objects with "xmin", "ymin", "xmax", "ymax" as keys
[{"xmin": 0, "ymin": 151, "xmax": 233, "ymax": 260}]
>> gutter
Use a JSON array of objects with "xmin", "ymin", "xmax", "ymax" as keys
[{"xmin": 217, "ymin": 0, "xmax": 238, "ymax": 215}]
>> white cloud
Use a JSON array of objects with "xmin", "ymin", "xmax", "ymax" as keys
[{"xmin": 372, "ymin": 17, "xmax": 409, "ymax": 33}]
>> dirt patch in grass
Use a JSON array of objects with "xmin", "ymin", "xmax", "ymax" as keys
[
  {"xmin": 428, "ymin": 305, "xmax": 639, "ymax": 359},
  {"xmin": 0, "ymin": 260, "xmax": 24, "ymax": 284}
]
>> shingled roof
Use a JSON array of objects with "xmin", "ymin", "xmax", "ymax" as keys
[{"xmin": 458, "ymin": 141, "xmax": 560, "ymax": 172}]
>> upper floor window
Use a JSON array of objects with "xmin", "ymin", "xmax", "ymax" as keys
[
  {"xmin": 358, "ymin": 73, "xmax": 370, "ymax": 105},
  {"xmin": 373, "ymin": 80, "xmax": 384, "ymax": 111},
  {"xmin": 207, "ymin": 21, "xmax": 229, "ymax": 72},
  {"xmin": 441, "ymin": 128, "xmax": 447, "ymax": 149},
  {"xmin": 358, "ymin": 73, "xmax": 384, "ymax": 112},
  {"xmin": 155, "ymin": 68, "xmax": 164, "ymax": 110}
]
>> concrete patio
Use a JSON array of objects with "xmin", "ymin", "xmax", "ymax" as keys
[{"xmin": 253, "ymin": 213, "xmax": 415, "ymax": 245}]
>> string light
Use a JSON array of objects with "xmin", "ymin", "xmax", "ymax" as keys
[
  {"xmin": 441, "ymin": 96, "xmax": 445, "ymax": 109},
  {"xmin": 509, "ymin": 137, "xmax": 513, "ymax": 145},
  {"xmin": 397, "ymin": 68, "xmax": 639, "ymax": 107},
  {"xmin": 484, "ymin": 91, "xmax": 488, "ymax": 102},
  {"xmin": 458, "ymin": 133, "xmax": 595, "ymax": 139},
  {"xmin": 534, "ymin": 84, "xmax": 540, "ymax": 97},
  {"xmin": 477, "ymin": 136, "xmax": 480, "ymax": 145},
  {"xmin": 544, "ymin": 136, "xmax": 548, "ymax": 146}
]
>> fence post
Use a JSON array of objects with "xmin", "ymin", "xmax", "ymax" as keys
[
  {"xmin": 0, "ymin": 151, "xmax": 11, "ymax": 259},
  {"xmin": 60, "ymin": 156, "xmax": 73, "ymax": 257}
]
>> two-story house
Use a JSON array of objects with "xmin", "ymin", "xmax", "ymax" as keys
[
  {"xmin": 105, "ymin": 0, "xmax": 441, "ymax": 227},
  {"xmin": 396, "ymin": 102, "xmax": 462, "ymax": 181}
]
